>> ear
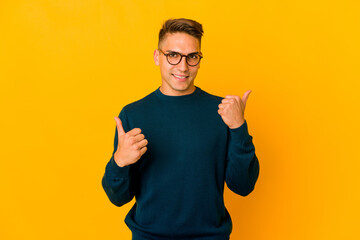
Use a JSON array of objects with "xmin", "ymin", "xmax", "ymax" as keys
[{"xmin": 153, "ymin": 49, "xmax": 159, "ymax": 66}]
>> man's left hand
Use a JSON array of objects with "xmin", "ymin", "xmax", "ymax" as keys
[{"xmin": 218, "ymin": 90, "xmax": 252, "ymax": 129}]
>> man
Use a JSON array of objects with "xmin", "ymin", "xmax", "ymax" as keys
[{"xmin": 102, "ymin": 18, "xmax": 260, "ymax": 240}]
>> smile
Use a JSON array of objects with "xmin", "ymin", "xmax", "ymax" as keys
[{"xmin": 172, "ymin": 74, "xmax": 189, "ymax": 80}]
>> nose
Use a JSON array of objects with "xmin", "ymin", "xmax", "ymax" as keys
[{"xmin": 177, "ymin": 56, "xmax": 189, "ymax": 72}]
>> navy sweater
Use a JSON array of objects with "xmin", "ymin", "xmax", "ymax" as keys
[{"xmin": 102, "ymin": 86, "xmax": 260, "ymax": 240}]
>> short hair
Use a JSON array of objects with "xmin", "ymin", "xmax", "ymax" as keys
[{"xmin": 158, "ymin": 18, "xmax": 204, "ymax": 48}]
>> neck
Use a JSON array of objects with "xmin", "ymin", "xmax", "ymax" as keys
[{"xmin": 159, "ymin": 85, "xmax": 196, "ymax": 96}]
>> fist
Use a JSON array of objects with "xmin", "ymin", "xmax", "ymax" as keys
[
  {"xmin": 113, "ymin": 116, "xmax": 148, "ymax": 167},
  {"xmin": 218, "ymin": 90, "xmax": 252, "ymax": 129}
]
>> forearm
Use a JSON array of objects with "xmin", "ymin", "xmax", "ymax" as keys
[
  {"xmin": 225, "ymin": 120, "xmax": 260, "ymax": 196},
  {"xmin": 102, "ymin": 155, "xmax": 134, "ymax": 207}
]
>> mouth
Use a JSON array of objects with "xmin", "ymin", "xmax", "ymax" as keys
[{"xmin": 172, "ymin": 74, "xmax": 189, "ymax": 81}]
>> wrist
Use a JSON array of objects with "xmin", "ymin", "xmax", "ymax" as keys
[
  {"xmin": 229, "ymin": 119, "xmax": 245, "ymax": 129},
  {"xmin": 114, "ymin": 152, "xmax": 127, "ymax": 167}
]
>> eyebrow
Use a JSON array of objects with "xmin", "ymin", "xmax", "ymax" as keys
[{"xmin": 165, "ymin": 50, "xmax": 200, "ymax": 55}]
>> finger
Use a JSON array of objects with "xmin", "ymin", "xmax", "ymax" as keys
[
  {"xmin": 114, "ymin": 116, "xmax": 125, "ymax": 136},
  {"xmin": 139, "ymin": 146, "xmax": 147, "ymax": 156},
  {"xmin": 219, "ymin": 103, "xmax": 231, "ymax": 108},
  {"xmin": 225, "ymin": 95, "xmax": 240, "ymax": 101},
  {"xmin": 137, "ymin": 139, "xmax": 148, "ymax": 149},
  {"xmin": 134, "ymin": 133, "xmax": 145, "ymax": 142},
  {"xmin": 221, "ymin": 98, "xmax": 236, "ymax": 104},
  {"xmin": 127, "ymin": 127, "xmax": 142, "ymax": 137},
  {"xmin": 218, "ymin": 103, "xmax": 226, "ymax": 109},
  {"xmin": 242, "ymin": 90, "xmax": 252, "ymax": 106}
]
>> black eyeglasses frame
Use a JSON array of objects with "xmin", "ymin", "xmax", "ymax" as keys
[{"xmin": 158, "ymin": 48, "xmax": 203, "ymax": 67}]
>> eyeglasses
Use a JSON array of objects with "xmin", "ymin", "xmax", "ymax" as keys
[{"xmin": 158, "ymin": 48, "xmax": 203, "ymax": 66}]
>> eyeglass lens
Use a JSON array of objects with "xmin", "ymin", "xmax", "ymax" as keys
[{"xmin": 167, "ymin": 52, "xmax": 201, "ymax": 66}]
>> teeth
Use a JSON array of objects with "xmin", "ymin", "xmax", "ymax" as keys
[{"xmin": 173, "ymin": 74, "xmax": 187, "ymax": 79}]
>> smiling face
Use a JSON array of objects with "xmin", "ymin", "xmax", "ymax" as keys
[{"xmin": 154, "ymin": 32, "xmax": 201, "ymax": 96}]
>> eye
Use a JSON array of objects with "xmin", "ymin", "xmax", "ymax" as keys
[
  {"xmin": 188, "ymin": 54, "xmax": 199, "ymax": 59},
  {"xmin": 168, "ymin": 52, "xmax": 179, "ymax": 58}
]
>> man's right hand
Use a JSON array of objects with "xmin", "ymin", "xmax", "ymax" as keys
[{"xmin": 113, "ymin": 116, "xmax": 148, "ymax": 167}]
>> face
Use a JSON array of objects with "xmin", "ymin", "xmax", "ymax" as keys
[{"xmin": 154, "ymin": 32, "xmax": 201, "ymax": 96}]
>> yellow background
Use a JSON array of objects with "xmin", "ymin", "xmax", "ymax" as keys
[{"xmin": 1, "ymin": 0, "xmax": 359, "ymax": 239}]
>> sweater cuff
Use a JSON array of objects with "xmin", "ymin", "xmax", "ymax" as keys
[
  {"xmin": 109, "ymin": 155, "xmax": 131, "ymax": 176},
  {"xmin": 229, "ymin": 120, "xmax": 251, "ymax": 142}
]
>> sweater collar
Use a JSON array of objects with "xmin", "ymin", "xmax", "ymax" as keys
[{"xmin": 155, "ymin": 86, "xmax": 201, "ymax": 102}]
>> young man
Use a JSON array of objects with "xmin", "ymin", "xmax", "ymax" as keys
[{"xmin": 102, "ymin": 18, "xmax": 260, "ymax": 240}]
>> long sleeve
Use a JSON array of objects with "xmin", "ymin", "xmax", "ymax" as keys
[
  {"xmin": 225, "ymin": 120, "xmax": 260, "ymax": 196},
  {"xmin": 101, "ymin": 108, "xmax": 135, "ymax": 207}
]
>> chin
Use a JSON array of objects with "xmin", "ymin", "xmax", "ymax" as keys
[{"xmin": 174, "ymin": 84, "xmax": 192, "ymax": 91}]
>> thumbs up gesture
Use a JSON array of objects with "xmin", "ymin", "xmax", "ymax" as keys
[
  {"xmin": 113, "ymin": 116, "xmax": 148, "ymax": 167},
  {"xmin": 218, "ymin": 90, "xmax": 252, "ymax": 129}
]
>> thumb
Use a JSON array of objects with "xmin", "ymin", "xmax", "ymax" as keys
[
  {"xmin": 242, "ymin": 90, "xmax": 252, "ymax": 107},
  {"xmin": 114, "ymin": 116, "xmax": 125, "ymax": 136}
]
